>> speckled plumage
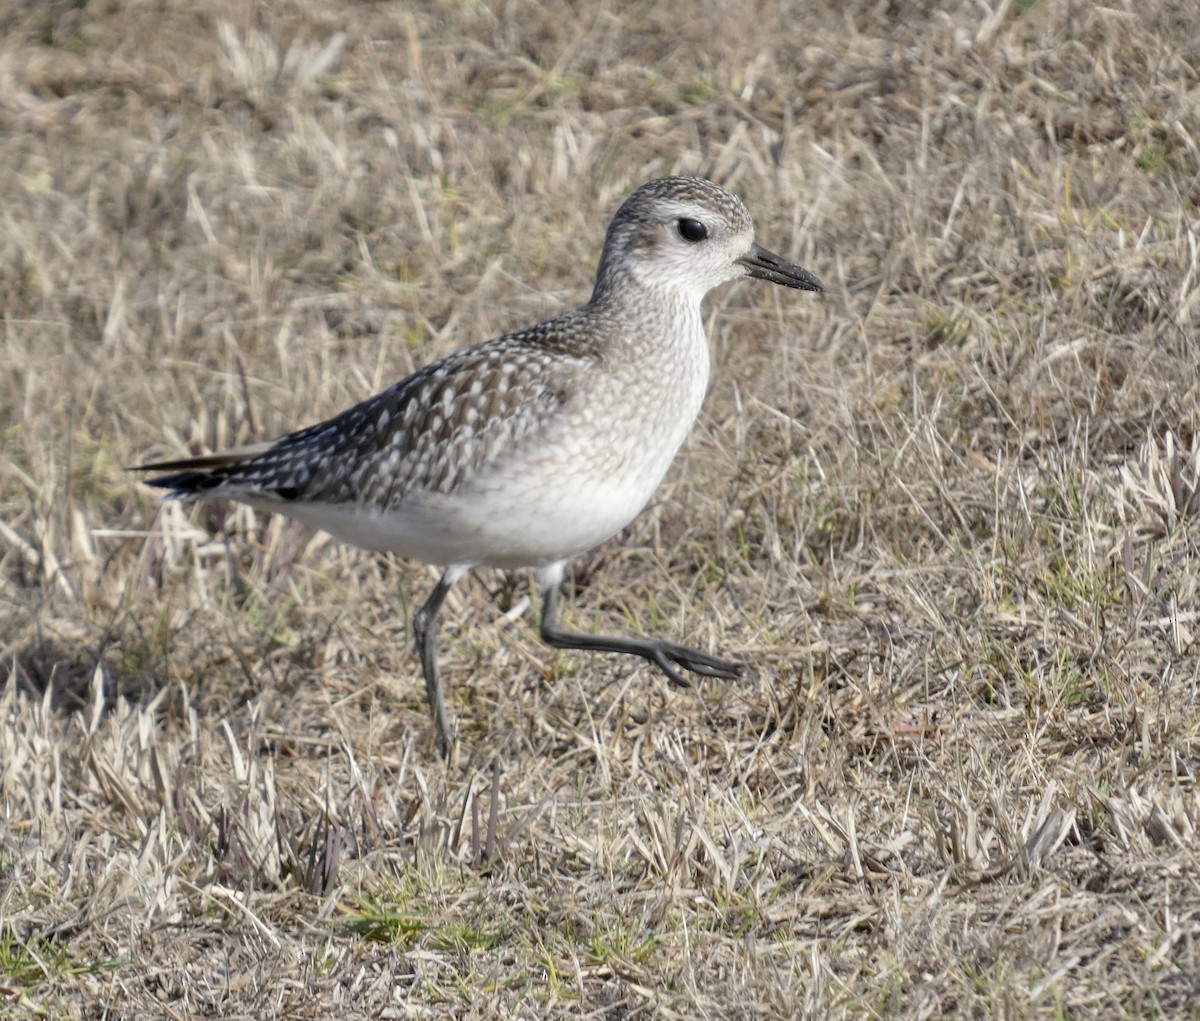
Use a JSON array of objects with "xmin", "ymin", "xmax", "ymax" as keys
[{"xmin": 138, "ymin": 175, "xmax": 823, "ymax": 755}]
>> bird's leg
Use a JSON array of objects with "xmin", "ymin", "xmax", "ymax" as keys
[
  {"xmin": 536, "ymin": 563, "xmax": 743, "ymax": 686},
  {"xmin": 412, "ymin": 565, "xmax": 467, "ymax": 758}
]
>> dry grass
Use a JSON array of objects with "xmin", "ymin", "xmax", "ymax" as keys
[{"xmin": 2, "ymin": 0, "xmax": 1199, "ymax": 1016}]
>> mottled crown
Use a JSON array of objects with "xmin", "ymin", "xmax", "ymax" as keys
[
  {"xmin": 591, "ymin": 177, "xmax": 757, "ymax": 301},
  {"xmin": 609, "ymin": 177, "xmax": 753, "ymax": 235}
]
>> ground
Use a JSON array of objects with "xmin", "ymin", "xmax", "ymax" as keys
[{"xmin": 1, "ymin": 0, "xmax": 1199, "ymax": 1017}]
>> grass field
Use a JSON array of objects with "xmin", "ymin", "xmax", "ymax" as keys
[{"xmin": 2, "ymin": 0, "xmax": 1199, "ymax": 1016}]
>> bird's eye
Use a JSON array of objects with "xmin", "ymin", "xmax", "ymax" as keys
[{"xmin": 677, "ymin": 218, "xmax": 708, "ymax": 243}]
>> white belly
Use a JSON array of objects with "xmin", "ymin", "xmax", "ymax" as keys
[
  {"xmin": 252, "ymin": 309, "xmax": 711, "ymax": 570},
  {"xmin": 253, "ymin": 456, "xmax": 665, "ymax": 570}
]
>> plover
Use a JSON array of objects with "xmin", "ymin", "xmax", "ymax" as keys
[{"xmin": 137, "ymin": 176, "xmax": 822, "ymax": 756}]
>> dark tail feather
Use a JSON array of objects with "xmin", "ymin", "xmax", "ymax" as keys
[
  {"xmin": 136, "ymin": 469, "xmax": 226, "ymax": 495},
  {"xmin": 129, "ymin": 443, "xmax": 273, "ymax": 497}
]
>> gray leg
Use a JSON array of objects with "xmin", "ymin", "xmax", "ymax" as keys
[
  {"xmin": 413, "ymin": 566, "xmax": 467, "ymax": 758},
  {"xmin": 536, "ymin": 563, "xmax": 742, "ymax": 686}
]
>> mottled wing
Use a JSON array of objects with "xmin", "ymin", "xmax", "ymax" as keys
[{"xmin": 138, "ymin": 323, "xmax": 589, "ymax": 508}]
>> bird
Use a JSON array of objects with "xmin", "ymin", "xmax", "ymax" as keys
[{"xmin": 135, "ymin": 175, "xmax": 822, "ymax": 756}]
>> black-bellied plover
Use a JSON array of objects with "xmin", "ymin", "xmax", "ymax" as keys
[{"xmin": 137, "ymin": 176, "xmax": 822, "ymax": 756}]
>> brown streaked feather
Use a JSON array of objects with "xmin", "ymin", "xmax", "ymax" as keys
[{"xmin": 135, "ymin": 319, "xmax": 597, "ymax": 506}]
